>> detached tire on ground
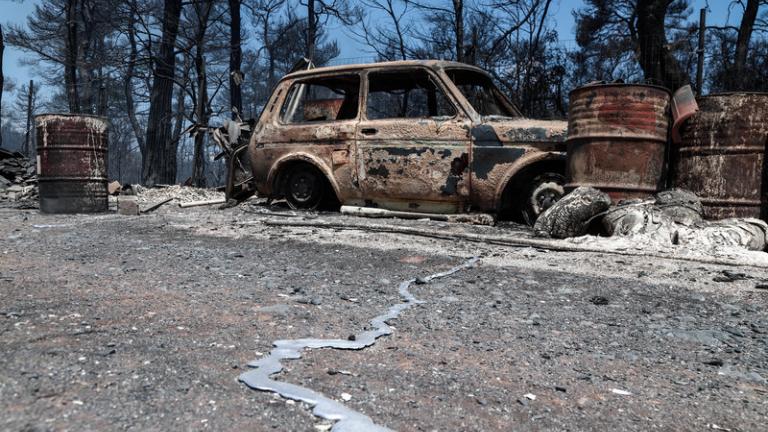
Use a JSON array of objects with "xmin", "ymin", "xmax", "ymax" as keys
[
  {"xmin": 534, "ymin": 186, "xmax": 612, "ymax": 239},
  {"xmin": 284, "ymin": 164, "xmax": 333, "ymax": 210}
]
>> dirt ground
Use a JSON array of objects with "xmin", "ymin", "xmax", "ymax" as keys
[{"xmin": 1, "ymin": 200, "xmax": 767, "ymax": 431}]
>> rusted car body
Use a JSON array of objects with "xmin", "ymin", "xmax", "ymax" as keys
[{"xmin": 247, "ymin": 60, "xmax": 568, "ymax": 221}]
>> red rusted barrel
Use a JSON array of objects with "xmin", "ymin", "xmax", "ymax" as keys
[
  {"xmin": 672, "ymin": 93, "xmax": 768, "ymax": 220},
  {"xmin": 36, "ymin": 114, "xmax": 109, "ymax": 213},
  {"xmin": 566, "ymin": 84, "xmax": 671, "ymax": 201}
]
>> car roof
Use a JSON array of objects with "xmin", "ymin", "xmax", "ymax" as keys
[{"xmin": 282, "ymin": 60, "xmax": 490, "ymax": 80}]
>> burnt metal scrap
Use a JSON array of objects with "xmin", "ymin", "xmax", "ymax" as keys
[
  {"xmin": 239, "ymin": 257, "xmax": 479, "ymax": 432},
  {"xmin": 208, "ymin": 119, "xmax": 257, "ymax": 203}
]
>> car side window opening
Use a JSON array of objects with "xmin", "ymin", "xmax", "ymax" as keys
[
  {"xmin": 366, "ymin": 70, "xmax": 456, "ymax": 120},
  {"xmin": 445, "ymin": 69, "xmax": 521, "ymax": 118},
  {"xmin": 280, "ymin": 74, "xmax": 360, "ymax": 124}
]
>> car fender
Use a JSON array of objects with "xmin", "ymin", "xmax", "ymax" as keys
[{"xmin": 267, "ymin": 152, "xmax": 342, "ymax": 198}]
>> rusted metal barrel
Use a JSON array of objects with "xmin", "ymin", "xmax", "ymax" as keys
[
  {"xmin": 672, "ymin": 93, "xmax": 768, "ymax": 220},
  {"xmin": 36, "ymin": 114, "xmax": 109, "ymax": 213},
  {"xmin": 566, "ymin": 84, "xmax": 671, "ymax": 201}
]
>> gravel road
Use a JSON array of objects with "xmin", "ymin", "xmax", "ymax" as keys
[{"xmin": 1, "ymin": 203, "xmax": 766, "ymax": 431}]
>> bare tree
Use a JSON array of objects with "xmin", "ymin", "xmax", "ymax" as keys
[
  {"xmin": 190, "ymin": 0, "xmax": 215, "ymax": 187},
  {"xmin": 301, "ymin": 0, "xmax": 361, "ymax": 61},
  {"xmin": 734, "ymin": 0, "xmax": 764, "ymax": 81},
  {"xmin": 123, "ymin": 2, "xmax": 146, "ymax": 157},
  {"xmin": 65, "ymin": 0, "xmax": 81, "ymax": 112},
  {"xmin": 0, "ymin": 24, "xmax": 4, "ymax": 148},
  {"xmin": 574, "ymin": 0, "xmax": 694, "ymax": 90},
  {"xmin": 353, "ymin": 0, "xmax": 413, "ymax": 60},
  {"xmin": 229, "ymin": 0, "xmax": 243, "ymax": 118},
  {"xmin": 143, "ymin": 0, "xmax": 183, "ymax": 185}
]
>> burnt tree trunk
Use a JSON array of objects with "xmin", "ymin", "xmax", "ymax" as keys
[
  {"xmin": 636, "ymin": 0, "xmax": 689, "ymax": 90},
  {"xmin": 453, "ymin": 0, "xmax": 464, "ymax": 63},
  {"xmin": 0, "ymin": 24, "xmax": 4, "ymax": 148},
  {"xmin": 732, "ymin": 0, "xmax": 760, "ymax": 90},
  {"xmin": 171, "ymin": 55, "xmax": 190, "ymax": 153},
  {"xmin": 142, "ymin": 0, "xmax": 183, "ymax": 186},
  {"xmin": 191, "ymin": 0, "xmax": 214, "ymax": 188},
  {"xmin": 65, "ymin": 0, "xmax": 81, "ymax": 113},
  {"xmin": 306, "ymin": 0, "xmax": 316, "ymax": 61},
  {"xmin": 229, "ymin": 0, "xmax": 242, "ymax": 119},
  {"xmin": 124, "ymin": 12, "xmax": 145, "ymax": 155},
  {"xmin": 192, "ymin": 56, "xmax": 208, "ymax": 187}
]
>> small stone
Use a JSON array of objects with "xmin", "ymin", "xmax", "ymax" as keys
[
  {"xmin": 703, "ymin": 358, "xmax": 724, "ymax": 367},
  {"xmin": 340, "ymin": 393, "xmax": 352, "ymax": 401},
  {"xmin": 589, "ymin": 296, "xmax": 609, "ymax": 306}
]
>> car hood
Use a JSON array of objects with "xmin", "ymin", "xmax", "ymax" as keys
[{"xmin": 472, "ymin": 117, "xmax": 568, "ymax": 145}]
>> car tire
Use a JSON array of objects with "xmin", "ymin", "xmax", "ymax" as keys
[
  {"xmin": 284, "ymin": 165, "xmax": 326, "ymax": 210},
  {"xmin": 521, "ymin": 172, "xmax": 566, "ymax": 225}
]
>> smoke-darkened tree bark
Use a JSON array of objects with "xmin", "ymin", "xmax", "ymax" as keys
[
  {"xmin": 142, "ymin": 0, "xmax": 183, "ymax": 185},
  {"xmin": 123, "ymin": 10, "xmax": 145, "ymax": 155},
  {"xmin": 65, "ymin": 0, "xmax": 80, "ymax": 113},
  {"xmin": 229, "ymin": 0, "xmax": 242, "ymax": 118},
  {"xmin": 732, "ymin": 0, "xmax": 761, "ymax": 89},
  {"xmin": 191, "ymin": 0, "xmax": 214, "ymax": 187},
  {"xmin": 0, "ymin": 24, "xmax": 5, "ymax": 148},
  {"xmin": 634, "ymin": 0, "xmax": 689, "ymax": 89}
]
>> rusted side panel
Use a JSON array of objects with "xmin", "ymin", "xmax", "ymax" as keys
[
  {"xmin": 672, "ymin": 93, "xmax": 768, "ymax": 219},
  {"xmin": 353, "ymin": 119, "xmax": 470, "ymax": 212},
  {"xmin": 566, "ymin": 84, "xmax": 671, "ymax": 201},
  {"xmin": 36, "ymin": 114, "xmax": 109, "ymax": 214},
  {"xmin": 468, "ymin": 120, "xmax": 567, "ymax": 211}
]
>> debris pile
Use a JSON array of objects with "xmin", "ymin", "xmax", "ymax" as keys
[
  {"xmin": 0, "ymin": 150, "xmax": 38, "ymax": 207},
  {"xmin": 135, "ymin": 185, "xmax": 225, "ymax": 207},
  {"xmin": 533, "ymin": 187, "xmax": 611, "ymax": 238},
  {"xmin": 536, "ymin": 187, "xmax": 768, "ymax": 252}
]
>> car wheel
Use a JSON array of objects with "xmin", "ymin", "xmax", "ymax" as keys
[
  {"xmin": 522, "ymin": 172, "xmax": 566, "ymax": 225},
  {"xmin": 285, "ymin": 165, "xmax": 326, "ymax": 210}
]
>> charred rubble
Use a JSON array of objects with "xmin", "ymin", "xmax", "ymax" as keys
[{"xmin": 0, "ymin": 149, "xmax": 38, "ymax": 207}]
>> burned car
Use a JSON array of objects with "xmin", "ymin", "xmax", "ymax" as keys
[{"xmin": 239, "ymin": 60, "xmax": 567, "ymax": 223}]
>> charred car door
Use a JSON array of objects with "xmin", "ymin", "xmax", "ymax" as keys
[{"xmin": 355, "ymin": 68, "xmax": 472, "ymax": 213}]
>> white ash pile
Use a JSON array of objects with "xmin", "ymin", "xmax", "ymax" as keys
[
  {"xmin": 535, "ymin": 187, "xmax": 768, "ymax": 258},
  {"xmin": 0, "ymin": 149, "xmax": 38, "ymax": 207},
  {"xmin": 134, "ymin": 185, "xmax": 224, "ymax": 206}
]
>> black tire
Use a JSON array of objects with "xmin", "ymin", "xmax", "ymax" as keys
[
  {"xmin": 284, "ymin": 165, "xmax": 327, "ymax": 210},
  {"xmin": 521, "ymin": 172, "xmax": 566, "ymax": 225}
]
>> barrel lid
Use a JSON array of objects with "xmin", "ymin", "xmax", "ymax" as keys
[{"xmin": 569, "ymin": 82, "xmax": 672, "ymax": 97}]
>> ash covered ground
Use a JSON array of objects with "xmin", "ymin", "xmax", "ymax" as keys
[{"xmin": 1, "ymin": 200, "xmax": 767, "ymax": 431}]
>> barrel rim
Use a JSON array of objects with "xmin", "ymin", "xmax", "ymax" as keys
[
  {"xmin": 569, "ymin": 83, "xmax": 672, "ymax": 97},
  {"xmin": 34, "ymin": 112, "xmax": 110, "ymax": 122}
]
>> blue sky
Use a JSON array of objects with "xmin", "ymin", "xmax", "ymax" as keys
[{"xmin": 0, "ymin": 0, "xmax": 739, "ymax": 98}]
